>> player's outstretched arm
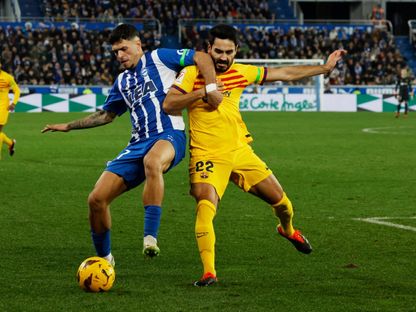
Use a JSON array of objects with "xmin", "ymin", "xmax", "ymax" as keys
[
  {"xmin": 193, "ymin": 51, "xmax": 223, "ymax": 108},
  {"xmin": 266, "ymin": 49, "xmax": 347, "ymax": 82},
  {"xmin": 41, "ymin": 110, "xmax": 117, "ymax": 133}
]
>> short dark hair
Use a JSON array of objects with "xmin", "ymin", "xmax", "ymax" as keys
[
  {"xmin": 109, "ymin": 24, "xmax": 140, "ymax": 44},
  {"xmin": 208, "ymin": 24, "xmax": 238, "ymax": 46}
]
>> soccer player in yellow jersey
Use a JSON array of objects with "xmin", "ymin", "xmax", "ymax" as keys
[
  {"xmin": 0, "ymin": 60, "xmax": 20, "ymax": 159},
  {"xmin": 164, "ymin": 24, "xmax": 346, "ymax": 286}
]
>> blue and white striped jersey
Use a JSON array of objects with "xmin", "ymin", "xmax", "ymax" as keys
[{"xmin": 103, "ymin": 48, "xmax": 195, "ymax": 144}]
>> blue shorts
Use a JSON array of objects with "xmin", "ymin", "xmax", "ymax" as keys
[{"xmin": 105, "ymin": 130, "xmax": 186, "ymax": 189}]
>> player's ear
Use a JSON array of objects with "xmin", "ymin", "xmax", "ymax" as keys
[
  {"xmin": 207, "ymin": 44, "xmax": 212, "ymax": 54},
  {"xmin": 134, "ymin": 37, "xmax": 142, "ymax": 50}
]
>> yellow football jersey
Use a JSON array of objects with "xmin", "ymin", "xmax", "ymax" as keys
[
  {"xmin": 173, "ymin": 63, "xmax": 266, "ymax": 156},
  {"xmin": 0, "ymin": 70, "xmax": 20, "ymax": 107}
]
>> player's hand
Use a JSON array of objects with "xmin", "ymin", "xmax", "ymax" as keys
[
  {"xmin": 206, "ymin": 79, "xmax": 224, "ymax": 109},
  {"xmin": 324, "ymin": 49, "xmax": 347, "ymax": 73},
  {"xmin": 8, "ymin": 102, "xmax": 15, "ymax": 112},
  {"xmin": 41, "ymin": 123, "xmax": 70, "ymax": 133},
  {"xmin": 206, "ymin": 90, "xmax": 223, "ymax": 109}
]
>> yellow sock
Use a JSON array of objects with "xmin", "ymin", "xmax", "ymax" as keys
[
  {"xmin": 195, "ymin": 199, "xmax": 217, "ymax": 276},
  {"xmin": 272, "ymin": 193, "xmax": 295, "ymax": 236},
  {"xmin": 0, "ymin": 132, "xmax": 12, "ymax": 147}
]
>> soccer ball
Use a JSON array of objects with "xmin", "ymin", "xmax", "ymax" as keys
[{"xmin": 76, "ymin": 257, "xmax": 115, "ymax": 292}]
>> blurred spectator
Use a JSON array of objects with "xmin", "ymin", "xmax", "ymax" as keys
[
  {"xmin": 370, "ymin": 4, "xmax": 385, "ymax": 22},
  {"xmin": 3, "ymin": 1, "xmax": 412, "ymax": 87},
  {"xmin": 0, "ymin": 25, "xmax": 160, "ymax": 86},
  {"xmin": 42, "ymin": 0, "xmax": 272, "ymax": 24},
  {"xmin": 181, "ymin": 25, "xmax": 409, "ymax": 85},
  {"xmin": 370, "ymin": 3, "xmax": 387, "ymax": 30}
]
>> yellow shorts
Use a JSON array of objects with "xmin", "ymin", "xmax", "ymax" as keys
[
  {"xmin": 189, "ymin": 144, "xmax": 272, "ymax": 199},
  {"xmin": 0, "ymin": 107, "xmax": 9, "ymax": 125}
]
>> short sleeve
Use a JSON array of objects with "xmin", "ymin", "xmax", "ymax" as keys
[
  {"xmin": 156, "ymin": 48, "xmax": 196, "ymax": 72},
  {"xmin": 102, "ymin": 77, "xmax": 127, "ymax": 116},
  {"xmin": 241, "ymin": 65, "xmax": 267, "ymax": 85},
  {"xmin": 171, "ymin": 66, "xmax": 198, "ymax": 94}
]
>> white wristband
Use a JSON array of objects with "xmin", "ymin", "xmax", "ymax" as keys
[{"xmin": 205, "ymin": 83, "xmax": 217, "ymax": 93}]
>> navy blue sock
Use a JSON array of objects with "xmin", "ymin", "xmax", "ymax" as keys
[
  {"xmin": 91, "ymin": 229, "xmax": 111, "ymax": 257},
  {"xmin": 144, "ymin": 205, "xmax": 162, "ymax": 238}
]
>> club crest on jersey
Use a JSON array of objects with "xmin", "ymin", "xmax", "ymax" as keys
[
  {"xmin": 141, "ymin": 68, "xmax": 148, "ymax": 77},
  {"xmin": 177, "ymin": 49, "xmax": 187, "ymax": 56},
  {"xmin": 175, "ymin": 71, "xmax": 185, "ymax": 84}
]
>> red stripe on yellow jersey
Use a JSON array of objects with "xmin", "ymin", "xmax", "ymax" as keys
[{"xmin": 172, "ymin": 63, "xmax": 265, "ymax": 156}]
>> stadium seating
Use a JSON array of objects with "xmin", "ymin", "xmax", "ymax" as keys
[
  {"xmin": 40, "ymin": 0, "xmax": 275, "ymax": 22},
  {"xmin": 1, "ymin": 0, "xmax": 413, "ymax": 86},
  {"xmin": 0, "ymin": 24, "xmax": 160, "ymax": 85},
  {"xmin": 181, "ymin": 25, "xmax": 409, "ymax": 85}
]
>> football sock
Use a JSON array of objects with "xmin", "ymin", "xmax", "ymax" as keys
[
  {"xmin": 91, "ymin": 229, "xmax": 111, "ymax": 257},
  {"xmin": 272, "ymin": 193, "xmax": 295, "ymax": 236},
  {"xmin": 0, "ymin": 132, "xmax": 12, "ymax": 147},
  {"xmin": 195, "ymin": 199, "xmax": 217, "ymax": 276},
  {"xmin": 144, "ymin": 205, "xmax": 162, "ymax": 238}
]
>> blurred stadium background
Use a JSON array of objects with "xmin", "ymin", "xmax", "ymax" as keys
[{"xmin": 1, "ymin": 0, "xmax": 416, "ymax": 112}]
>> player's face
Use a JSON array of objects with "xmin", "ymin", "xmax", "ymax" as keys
[
  {"xmin": 111, "ymin": 38, "xmax": 142, "ymax": 69},
  {"xmin": 208, "ymin": 38, "xmax": 237, "ymax": 73}
]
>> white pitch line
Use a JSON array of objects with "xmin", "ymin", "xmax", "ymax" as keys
[
  {"xmin": 362, "ymin": 126, "xmax": 414, "ymax": 135},
  {"xmin": 354, "ymin": 217, "xmax": 416, "ymax": 232}
]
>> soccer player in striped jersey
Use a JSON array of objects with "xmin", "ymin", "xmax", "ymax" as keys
[
  {"xmin": 0, "ymin": 60, "xmax": 20, "ymax": 159},
  {"xmin": 164, "ymin": 24, "xmax": 345, "ymax": 286},
  {"xmin": 42, "ymin": 24, "xmax": 222, "ymax": 265}
]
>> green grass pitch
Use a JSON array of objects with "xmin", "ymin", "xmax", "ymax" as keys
[{"xmin": 0, "ymin": 112, "xmax": 415, "ymax": 311}]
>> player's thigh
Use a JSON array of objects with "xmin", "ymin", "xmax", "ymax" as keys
[
  {"xmin": 232, "ymin": 146, "xmax": 273, "ymax": 193},
  {"xmin": 90, "ymin": 171, "xmax": 128, "ymax": 204},
  {"xmin": 144, "ymin": 139, "xmax": 175, "ymax": 172},
  {"xmin": 189, "ymin": 156, "xmax": 232, "ymax": 200},
  {"xmin": 145, "ymin": 130, "xmax": 186, "ymax": 173},
  {"xmin": 249, "ymin": 174, "xmax": 284, "ymax": 205},
  {"xmin": 0, "ymin": 109, "xmax": 9, "ymax": 126}
]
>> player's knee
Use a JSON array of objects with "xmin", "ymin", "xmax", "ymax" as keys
[
  {"xmin": 143, "ymin": 155, "xmax": 164, "ymax": 176},
  {"xmin": 88, "ymin": 192, "xmax": 107, "ymax": 213}
]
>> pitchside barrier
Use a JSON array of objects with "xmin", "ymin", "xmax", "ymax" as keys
[{"xmin": 9, "ymin": 91, "xmax": 416, "ymax": 113}]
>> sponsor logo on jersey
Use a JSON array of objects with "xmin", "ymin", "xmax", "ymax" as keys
[
  {"xmin": 223, "ymin": 90, "xmax": 231, "ymax": 97},
  {"xmin": 196, "ymin": 232, "xmax": 208, "ymax": 238}
]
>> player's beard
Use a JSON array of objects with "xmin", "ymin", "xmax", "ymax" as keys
[
  {"xmin": 122, "ymin": 60, "xmax": 136, "ymax": 70},
  {"xmin": 214, "ymin": 59, "xmax": 230, "ymax": 73}
]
